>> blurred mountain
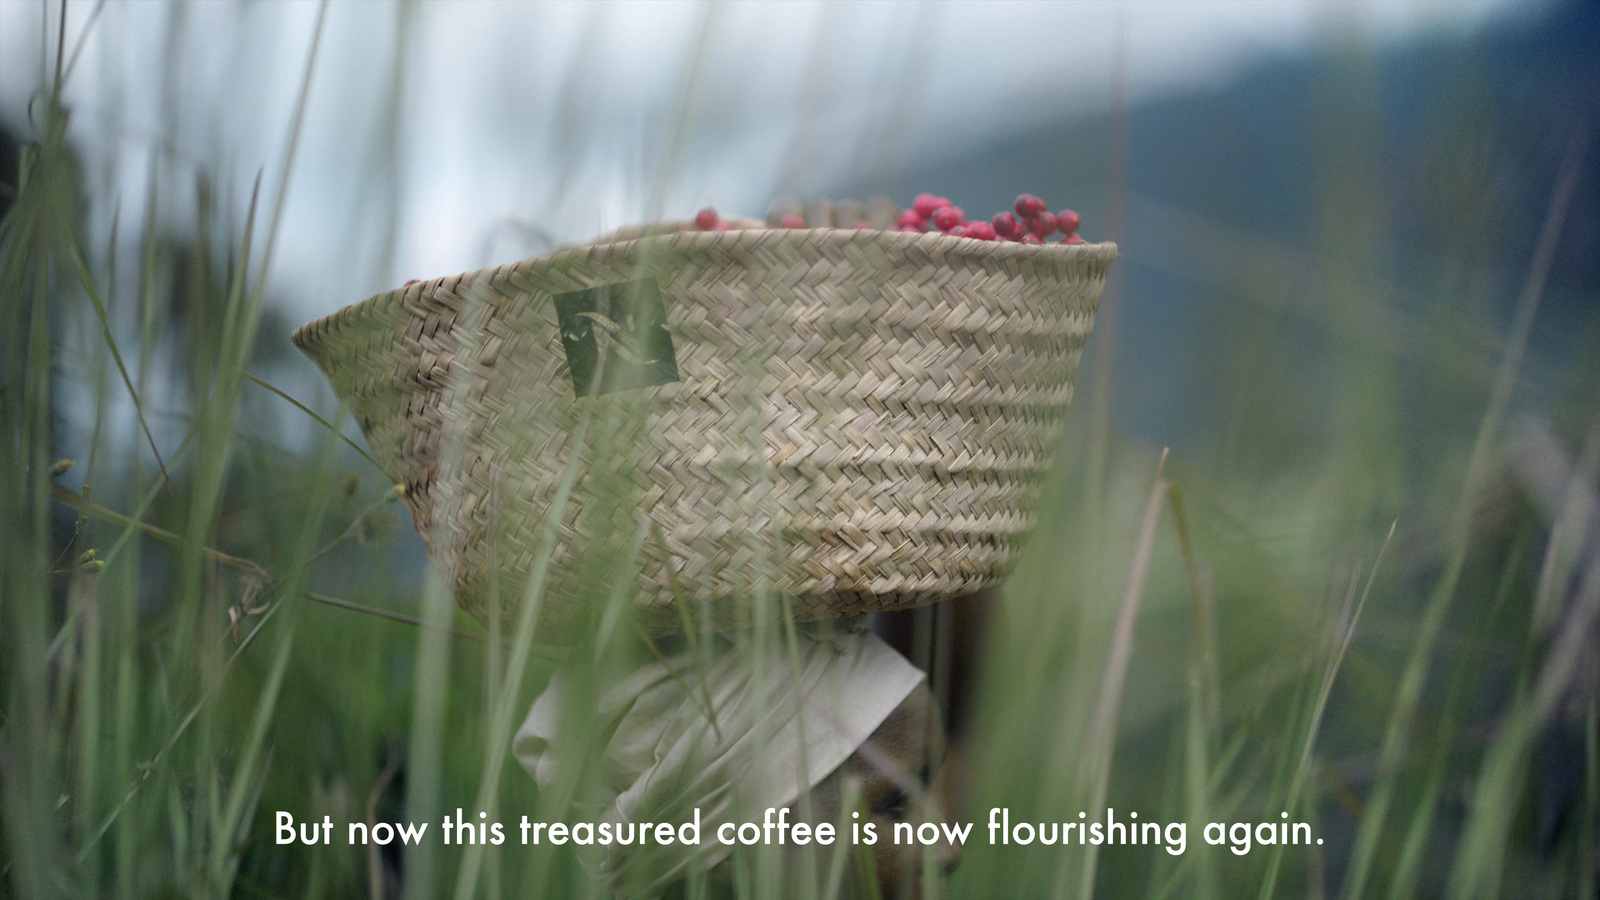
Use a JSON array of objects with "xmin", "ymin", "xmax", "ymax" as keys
[{"xmin": 845, "ymin": 1, "xmax": 1600, "ymax": 462}]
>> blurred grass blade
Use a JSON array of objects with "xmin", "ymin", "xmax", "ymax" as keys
[
  {"xmin": 64, "ymin": 198, "xmax": 170, "ymax": 485},
  {"xmin": 209, "ymin": 626, "xmax": 296, "ymax": 885},
  {"xmin": 452, "ymin": 378, "xmax": 594, "ymax": 900},
  {"xmin": 1344, "ymin": 122, "xmax": 1589, "ymax": 900},
  {"xmin": 1290, "ymin": 522, "xmax": 1394, "ymax": 806},
  {"xmin": 75, "ymin": 594, "xmax": 291, "ymax": 863},
  {"xmin": 1071, "ymin": 448, "xmax": 1169, "ymax": 900},
  {"xmin": 246, "ymin": 372, "xmax": 383, "ymax": 472}
]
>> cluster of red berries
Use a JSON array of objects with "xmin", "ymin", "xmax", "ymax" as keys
[
  {"xmin": 895, "ymin": 193, "xmax": 1083, "ymax": 244},
  {"xmin": 689, "ymin": 194, "xmax": 1085, "ymax": 245}
]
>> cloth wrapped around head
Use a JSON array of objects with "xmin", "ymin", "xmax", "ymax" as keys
[{"xmin": 514, "ymin": 629, "xmax": 924, "ymax": 897}]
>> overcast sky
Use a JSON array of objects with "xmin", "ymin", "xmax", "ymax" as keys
[{"xmin": 1, "ymin": 0, "xmax": 1542, "ymax": 328}]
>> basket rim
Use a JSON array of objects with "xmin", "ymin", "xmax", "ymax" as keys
[{"xmin": 292, "ymin": 224, "xmax": 1118, "ymax": 355}]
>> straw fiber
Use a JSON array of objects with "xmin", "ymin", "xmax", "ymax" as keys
[{"xmin": 293, "ymin": 222, "xmax": 1114, "ymax": 643}]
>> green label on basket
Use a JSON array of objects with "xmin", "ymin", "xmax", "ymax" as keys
[{"xmin": 554, "ymin": 279, "xmax": 679, "ymax": 397}]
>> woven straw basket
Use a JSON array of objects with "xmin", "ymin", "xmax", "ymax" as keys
[{"xmin": 293, "ymin": 220, "xmax": 1114, "ymax": 643}]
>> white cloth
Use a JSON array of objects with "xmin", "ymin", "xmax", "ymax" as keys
[{"xmin": 513, "ymin": 630, "xmax": 924, "ymax": 897}]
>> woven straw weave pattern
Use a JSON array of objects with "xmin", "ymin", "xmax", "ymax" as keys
[{"xmin": 293, "ymin": 225, "xmax": 1113, "ymax": 642}]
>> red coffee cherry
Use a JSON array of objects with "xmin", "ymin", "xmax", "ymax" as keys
[
  {"xmin": 913, "ymin": 193, "xmax": 942, "ymax": 218},
  {"xmin": 897, "ymin": 209, "xmax": 926, "ymax": 230},
  {"xmin": 1031, "ymin": 211, "xmax": 1058, "ymax": 238},
  {"xmin": 1021, "ymin": 233, "xmax": 1043, "ymax": 245},
  {"xmin": 1064, "ymin": 233, "xmax": 1085, "ymax": 245},
  {"xmin": 933, "ymin": 207, "xmax": 963, "ymax": 232},
  {"xmin": 780, "ymin": 214, "xmax": 806, "ymax": 229},
  {"xmin": 710, "ymin": 222, "xmax": 730, "ymax": 231},
  {"xmin": 992, "ymin": 211, "xmax": 1020, "ymax": 239},
  {"xmin": 1056, "ymin": 209, "xmax": 1081, "ymax": 236},
  {"xmin": 1014, "ymin": 193, "xmax": 1046, "ymax": 219},
  {"xmin": 695, "ymin": 207, "xmax": 719, "ymax": 230},
  {"xmin": 966, "ymin": 222, "xmax": 997, "ymax": 241}
]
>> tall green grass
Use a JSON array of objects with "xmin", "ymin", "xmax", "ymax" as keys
[{"xmin": 3, "ymin": 3, "xmax": 1597, "ymax": 898}]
